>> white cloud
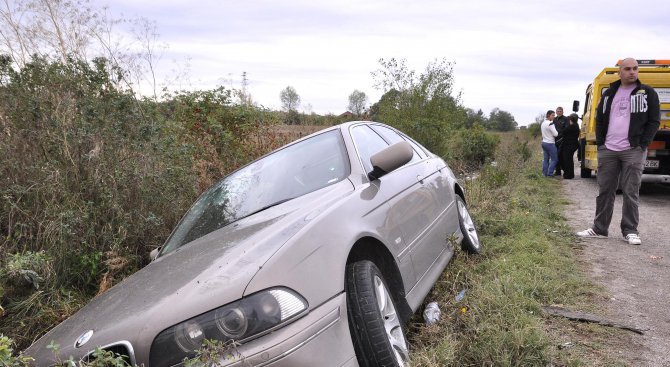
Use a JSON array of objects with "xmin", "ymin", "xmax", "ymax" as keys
[{"xmin": 108, "ymin": 0, "xmax": 670, "ymax": 125}]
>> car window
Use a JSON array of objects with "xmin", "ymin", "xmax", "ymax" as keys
[
  {"xmin": 351, "ymin": 125, "xmax": 391, "ymax": 173},
  {"xmin": 369, "ymin": 125, "xmax": 422, "ymax": 164},
  {"xmin": 584, "ymin": 84, "xmax": 593, "ymax": 116},
  {"xmin": 400, "ymin": 134, "xmax": 429, "ymax": 158},
  {"xmin": 161, "ymin": 130, "xmax": 350, "ymax": 254}
]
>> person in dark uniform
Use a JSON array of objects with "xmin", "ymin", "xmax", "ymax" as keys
[
  {"xmin": 560, "ymin": 113, "xmax": 580, "ymax": 179},
  {"xmin": 553, "ymin": 106, "xmax": 569, "ymax": 176}
]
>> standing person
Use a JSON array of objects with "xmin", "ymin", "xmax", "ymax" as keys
[
  {"xmin": 561, "ymin": 113, "xmax": 580, "ymax": 179},
  {"xmin": 541, "ymin": 110, "xmax": 559, "ymax": 177},
  {"xmin": 576, "ymin": 58, "xmax": 660, "ymax": 245},
  {"xmin": 553, "ymin": 107, "xmax": 569, "ymax": 176}
]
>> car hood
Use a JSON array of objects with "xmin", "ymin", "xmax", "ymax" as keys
[{"xmin": 24, "ymin": 181, "xmax": 354, "ymax": 364}]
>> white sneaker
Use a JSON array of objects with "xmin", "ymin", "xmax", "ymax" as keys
[
  {"xmin": 624, "ymin": 233, "xmax": 642, "ymax": 245},
  {"xmin": 576, "ymin": 228, "xmax": 607, "ymax": 238}
]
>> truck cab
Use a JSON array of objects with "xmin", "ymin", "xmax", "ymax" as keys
[{"xmin": 577, "ymin": 59, "xmax": 670, "ymax": 183}]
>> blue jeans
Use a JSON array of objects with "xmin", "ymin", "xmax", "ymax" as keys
[{"xmin": 541, "ymin": 142, "xmax": 558, "ymax": 176}]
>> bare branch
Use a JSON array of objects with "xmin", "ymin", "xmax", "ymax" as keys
[{"xmin": 41, "ymin": 0, "xmax": 67, "ymax": 62}]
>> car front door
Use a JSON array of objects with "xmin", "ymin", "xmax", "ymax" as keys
[{"xmin": 367, "ymin": 125, "xmax": 453, "ymax": 279}]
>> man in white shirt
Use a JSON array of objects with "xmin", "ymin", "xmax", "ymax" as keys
[{"xmin": 540, "ymin": 110, "xmax": 559, "ymax": 177}]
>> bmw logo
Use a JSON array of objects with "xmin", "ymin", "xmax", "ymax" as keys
[{"xmin": 74, "ymin": 330, "xmax": 94, "ymax": 348}]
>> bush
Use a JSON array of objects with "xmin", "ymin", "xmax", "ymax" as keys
[
  {"xmin": 2, "ymin": 251, "xmax": 51, "ymax": 292},
  {"xmin": 0, "ymin": 335, "xmax": 33, "ymax": 367},
  {"xmin": 0, "ymin": 57, "xmax": 286, "ymax": 351},
  {"xmin": 445, "ymin": 124, "xmax": 499, "ymax": 171},
  {"xmin": 515, "ymin": 137, "xmax": 532, "ymax": 162},
  {"xmin": 527, "ymin": 122, "xmax": 541, "ymax": 138}
]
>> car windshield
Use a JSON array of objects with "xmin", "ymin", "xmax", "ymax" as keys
[{"xmin": 160, "ymin": 129, "xmax": 350, "ymax": 254}]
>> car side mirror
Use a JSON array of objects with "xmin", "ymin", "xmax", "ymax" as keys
[
  {"xmin": 572, "ymin": 100, "xmax": 580, "ymax": 113},
  {"xmin": 367, "ymin": 141, "xmax": 414, "ymax": 181},
  {"xmin": 150, "ymin": 247, "xmax": 161, "ymax": 261}
]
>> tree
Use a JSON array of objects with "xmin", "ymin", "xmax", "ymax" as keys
[
  {"xmin": 0, "ymin": 0, "xmax": 93, "ymax": 66},
  {"xmin": 527, "ymin": 112, "xmax": 546, "ymax": 138},
  {"xmin": 347, "ymin": 89, "xmax": 368, "ymax": 116},
  {"xmin": 368, "ymin": 89, "xmax": 400, "ymax": 121},
  {"xmin": 465, "ymin": 108, "xmax": 488, "ymax": 129},
  {"xmin": 130, "ymin": 17, "xmax": 168, "ymax": 99},
  {"xmin": 279, "ymin": 86, "xmax": 300, "ymax": 124},
  {"xmin": 370, "ymin": 57, "xmax": 466, "ymax": 155},
  {"xmin": 279, "ymin": 86, "xmax": 300, "ymax": 112},
  {"xmin": 487, "ymin": 108, "xmax": 518, "ymax": 131},
  {"xmin": 0, "ymin": 0, "xmax": 177, "ymax": 98}
]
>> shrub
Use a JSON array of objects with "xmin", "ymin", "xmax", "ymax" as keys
[
  {"xmin": 0, "ymin": 57, "xmax": 284, "ymax": 351},
  {"xmin": 515, "ymin": 137, "xmax": 532, "ymax": 162},
  {"xmin": 0, "ymin": 335, "xmax": 33, "ymax": 367},
  {"xmin": 445, "ymin": 124, "xmax": 499, "ymax": 171},
  {"xmin": 527, "ymin": 122, "xmax": 541, "ymax": 138},
  {"xmin": 2, "ymin": 251, "xmax": 52, "ymax": 292}
]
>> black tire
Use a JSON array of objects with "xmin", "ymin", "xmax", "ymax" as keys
[
  {"xmin": 456, "ymin": 196, "xmax": 481, "ymax": 254},
  {"xmin": 579, "ymin": 139, "xmax": 592, "ymax": 178},
  {"xmin": 346, "ymin": 260, "xmax": 408, "ymax": 367}
]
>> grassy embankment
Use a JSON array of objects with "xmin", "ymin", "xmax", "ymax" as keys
[{"xmin": 407, "ymin": 132, "xmax": 630, "ymax": 367}]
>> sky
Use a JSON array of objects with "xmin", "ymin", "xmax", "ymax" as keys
[{"xmin": 108, "ymin": 0, "xmax": 670, "ymax": 126}]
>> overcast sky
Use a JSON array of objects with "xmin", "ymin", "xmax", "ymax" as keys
[{"xmin": 109, "ymin": 0, "xmax": 670, "ymax": 125}]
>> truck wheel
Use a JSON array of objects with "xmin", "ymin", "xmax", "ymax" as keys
[
  {"xmin": 580, "ymin": 155, "xmax": 592, "ymax": 178},
  {"xmin": 579, "ymin": 138, "xmax": 586, "ymax": 162}
]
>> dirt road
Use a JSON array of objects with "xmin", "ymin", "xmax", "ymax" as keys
[{"xmin": 562, "ymin": 172, "xmax": 670, "ymax": 367}]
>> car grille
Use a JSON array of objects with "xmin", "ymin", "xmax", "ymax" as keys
[{"xmin": 82, "ymin": 341, "xmax": 136, "ymax": 366}]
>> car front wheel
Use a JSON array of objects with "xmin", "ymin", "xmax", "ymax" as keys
[
  {"xmin": 456, "ymin": 196, "xmax": 481, "ymax": 254},
  {"xmin": 346, "ymin": 260, "xmax": 409, "ymax": 367}
]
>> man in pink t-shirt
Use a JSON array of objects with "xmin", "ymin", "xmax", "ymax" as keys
[{"xmin": 576, "ymin": 58, "xmax": 660, "ymax": 245}]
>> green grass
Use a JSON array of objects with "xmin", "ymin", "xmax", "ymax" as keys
[{"xmin": 407, "ymin": 132, "xmax": 627, "ymax": 366}]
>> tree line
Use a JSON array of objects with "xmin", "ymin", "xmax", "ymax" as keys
[{"xmin": 278, "ymin": 82, "xmax": 517, "ymax": 133}]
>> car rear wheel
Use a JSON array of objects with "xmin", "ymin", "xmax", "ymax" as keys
[
  {"xmin": 456, "ymin": 196, "xmax": 481, "ymax": 254},
  {"xmin": 346, "ymin": 260, "xmax": 408, "ymax": 367}
]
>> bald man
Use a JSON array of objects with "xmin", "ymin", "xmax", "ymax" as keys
[{"xmin": 576, "ymin": 58, "xmax": 660, "ymax": 245}]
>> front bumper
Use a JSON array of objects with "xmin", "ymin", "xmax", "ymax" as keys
[
  {"xmin": 641, "ymin": 174, "xmax": 670, "ymax": 184},
  {"xmin": 219, "ymin": 292, "xmax": 357, "ymax": 367}
]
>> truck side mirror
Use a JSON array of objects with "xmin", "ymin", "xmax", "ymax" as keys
[{"xmin": 572, "ymin": 100, "xmax": 580, "ymax": 113}]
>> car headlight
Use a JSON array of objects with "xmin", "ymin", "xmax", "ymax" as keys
[{"xmin": 150, "ymin": 287, "xmax": 308, "ymax": 366}]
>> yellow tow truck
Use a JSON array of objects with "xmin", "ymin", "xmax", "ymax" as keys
[{"xmin": 575, "ymin": 59, "xmax": 670, "ymax": 182}]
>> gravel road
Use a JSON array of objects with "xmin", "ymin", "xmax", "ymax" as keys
[{"xmin": 561, "ymin": 170, "xmax": 670, "ymax": 367}]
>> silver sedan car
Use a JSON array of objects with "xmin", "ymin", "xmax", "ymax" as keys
[{"xmin": 25, "ymin": 121, "xmax": 480, "ymax": 367}]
